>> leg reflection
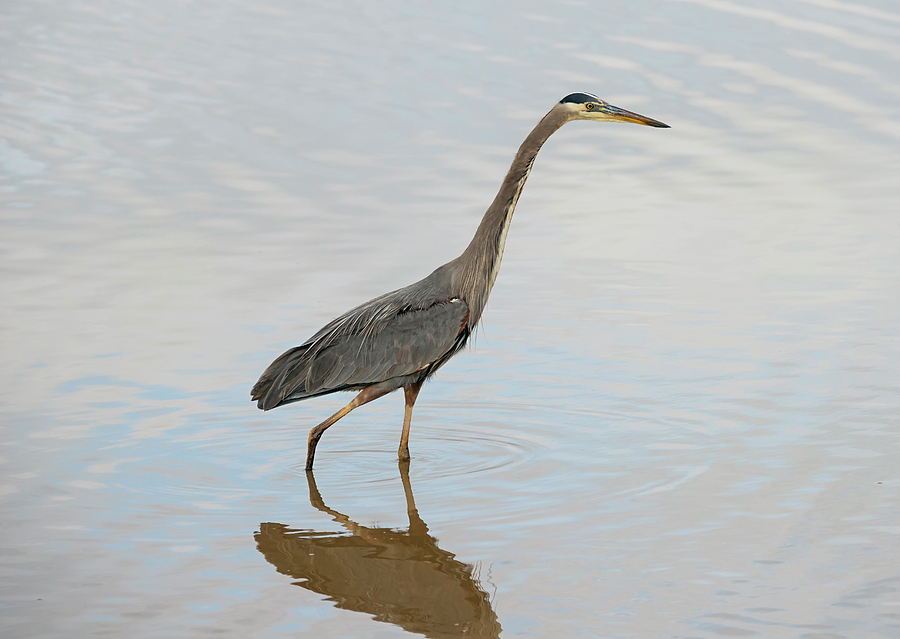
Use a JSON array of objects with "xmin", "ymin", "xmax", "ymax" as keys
[{"xmin": 256, "ymin": 466, "xmax": 501, "ymax": 638}]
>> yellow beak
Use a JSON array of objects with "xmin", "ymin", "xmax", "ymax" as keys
[{"xmin": 601, "ymin": 104, "xmax": 670, "ymax": 128}]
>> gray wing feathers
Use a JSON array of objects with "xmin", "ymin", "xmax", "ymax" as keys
[
  {"xmin": 250, "ymin": 344, "xmax": 310, "ymax": 403},
  {"xmin": 308, "ymin": 300, "xmax": 467, "ymax": 389},
  {"xmin": 253, "ymin": 298, "xmax": 468, "ymax": 410}
]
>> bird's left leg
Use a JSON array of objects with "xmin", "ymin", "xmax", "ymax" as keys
[
  {"xmin": 398, "ymin": 380, "xmax": 424, "ymax": 462},
  {"xmin": 306, "ymin": 381, "xmax": 394, "ymax": 471}
]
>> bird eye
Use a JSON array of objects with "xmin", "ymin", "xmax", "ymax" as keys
[{"xmin": 585, "ymin": 103, "xmax": 594, "ymax": 110}]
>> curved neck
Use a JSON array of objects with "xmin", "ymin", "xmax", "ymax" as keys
[{"xmin": 457, "ymin": 107, "xmax": 570, "ymax": 324}]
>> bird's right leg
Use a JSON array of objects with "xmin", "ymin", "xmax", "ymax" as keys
[
  {"xmin": 398, "ymin": 380, "xmax": 424, "ymax": 462},
  {"xmin": 306, "ymin": 382, "xmax": 394, "ymax": 471}
]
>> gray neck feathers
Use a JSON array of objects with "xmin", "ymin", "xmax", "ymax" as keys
[{"xmin": 455, "ymin": 107, "xmax": 570, "ymax": 326}]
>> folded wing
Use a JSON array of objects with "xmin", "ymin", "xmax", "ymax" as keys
[{"xmin": 252, "ymin": 298, "xmax": 469, "ymax": 410}]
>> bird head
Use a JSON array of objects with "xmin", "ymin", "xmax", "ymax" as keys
[{"xmin": 558, "ymin": 92, "xmax": 669, "ymax": 128}]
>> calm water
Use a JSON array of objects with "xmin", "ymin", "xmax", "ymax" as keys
[{"xmin": 2, "ymin": 0, "xmax": 899, "ymax": 637}]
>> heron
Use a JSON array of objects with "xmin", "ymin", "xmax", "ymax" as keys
[{"xmin": 252, "ymin": 92, "xmax": 669, "ymax": 470}]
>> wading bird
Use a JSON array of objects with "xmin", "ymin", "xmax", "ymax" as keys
[{"xmin": 252, "ymin": 92, "xmax": 669, "ymax": 470}]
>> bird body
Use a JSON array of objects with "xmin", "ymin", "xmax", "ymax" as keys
[
  {"xmin": 252, "ymin": 92, "xmax": 669, "ymax": 469},
  {"xmin": 252, "ymin": 264, "xmax": 469, "ymax": 409}
]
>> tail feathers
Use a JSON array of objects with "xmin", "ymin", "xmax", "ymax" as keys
[{"xmin": 251, "ymin": 344, "xmax": 312, "ymax": 410}]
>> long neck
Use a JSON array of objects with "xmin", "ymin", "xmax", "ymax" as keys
[{"xmin": 456, "ymin": 107, "xmax": 569, "ymax": 325}]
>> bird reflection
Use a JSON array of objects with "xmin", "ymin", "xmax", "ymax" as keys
[{"xmin": 255, "ymin": 464, "xmax": 501, "ymax": 638}]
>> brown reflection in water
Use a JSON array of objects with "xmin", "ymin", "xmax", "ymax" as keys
[{"xmin": 255, "ymin": 464, "xmax": 501, "ymax": 638}]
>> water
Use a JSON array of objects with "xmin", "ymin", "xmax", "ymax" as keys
[{"xmin": 2, "ymin": 0, "xmax": 899, "ymax": 637}]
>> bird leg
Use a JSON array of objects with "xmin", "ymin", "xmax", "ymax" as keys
[
  {"xmin": 305, "ymin": 382, "xmax": 393, "ymax": 471},
  {"xmin": 398, "ymin": 380, "xmax": 424, "ymax": 462}
]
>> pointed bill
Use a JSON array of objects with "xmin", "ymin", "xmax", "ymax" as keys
[{"xmin": 603, "ymin": 105, "xmax": 670, "ymax": 128}]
